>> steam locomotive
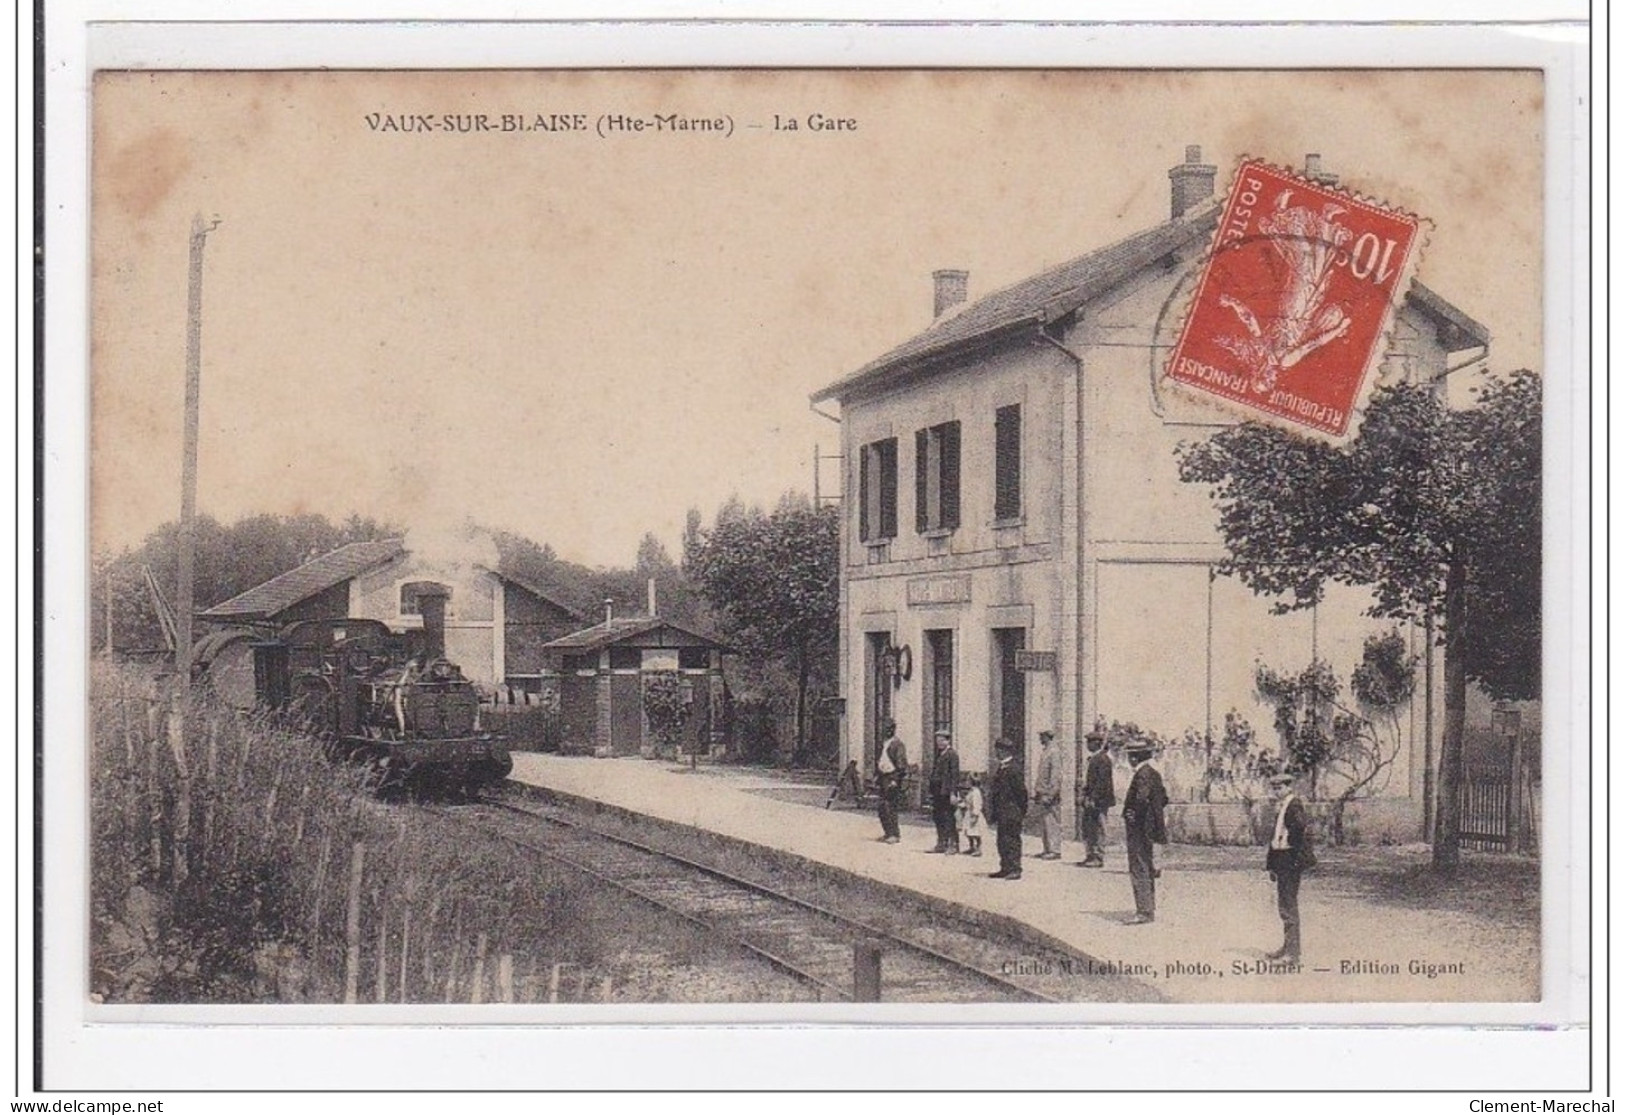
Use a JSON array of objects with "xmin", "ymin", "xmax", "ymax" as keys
[{"xmin": 251, "ymin": 587, "xmax": 512, "ymax": 796}]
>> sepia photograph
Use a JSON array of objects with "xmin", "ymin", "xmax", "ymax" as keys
[{"xmin": 79, "ymin": 64, "xmax": 1556, "ymax": 1020}]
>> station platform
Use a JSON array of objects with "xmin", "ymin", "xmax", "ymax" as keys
[{"xmin": 509, "ymin": 753, "xmax": 1538, "ymax": 1004}]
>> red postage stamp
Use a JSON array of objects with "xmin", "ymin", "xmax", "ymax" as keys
[{"xmin": 1165, "ymin": 158, "xmax": 1422, "ymax": 438}]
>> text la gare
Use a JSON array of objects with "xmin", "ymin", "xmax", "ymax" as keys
[{"xmin": 774, "ymin": 114, "xmax": 857, "ymax": 132}]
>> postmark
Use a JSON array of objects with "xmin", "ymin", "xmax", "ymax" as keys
[{"xmin": 1164, "ymin": 158, "xmax": 1423, "ymax": 439}]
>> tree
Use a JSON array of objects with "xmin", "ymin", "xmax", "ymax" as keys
[
  {"xmin": 489, "ymin": 525, "xmax": 716, "ymax": 635},
  {"xmin": 686, "ymin": 493, "xmax": 840, "ymax": 765},
  {"xmin": 1255, "ymin": 631, "xmax": 1416, "ymax": 844},
  {"xmin": 634, "ymin": 533, "xmax": 676, "ymax": 579},
  {"xmin": 95, "ymin": 512, "xmax": 400, "ymax": 654},
  {"xmin": 642, "ymin": 671, "xmax": 696, "ymax": 765},
  {"xmin": 680, "ymin": 508, "xmax": 704, "ymax": 574},
  {"xmin": 1178, "ymin": 372, "xmax": 1541, "ymax": 872}
]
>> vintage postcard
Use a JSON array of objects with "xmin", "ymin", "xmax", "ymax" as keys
[{"xmin": 39, "ymin": 17, "xmax": 1590, "ymax": 1094}]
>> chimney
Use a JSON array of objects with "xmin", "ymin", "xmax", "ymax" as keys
[
  {"xmin": 603, "ymin": 598, "xmax": 614, "ymax": 626},
  {"xmin": 932, "ymin": 269, "xmax": 968, "ymax": 318},
  {"xmin": 1168, "ymin": 144, "xmax": 1217, "ymax": 218},
  {"xmin": 1303, "ymin": 153, "xmax": 1339, "ymax": 187},
  {"xmin": 647, "ymin": 577, "xmax": 657, "ymax": 617},
  {"xmin": 417, "ymin": 585, "xmax": 449, "ymax": 661}
]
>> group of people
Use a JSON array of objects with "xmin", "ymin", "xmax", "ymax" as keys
[{"xmin": 849, "ymin": 721, "xmax": 1314, "ymax": 962}]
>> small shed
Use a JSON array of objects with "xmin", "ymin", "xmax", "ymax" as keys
[{"xmin": 542, "ymin": 615, "xmax": 731, "ymax": 758}]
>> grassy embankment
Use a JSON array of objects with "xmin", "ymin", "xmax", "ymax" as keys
[{"xmin": 89, "ymin": 660, "xmax": 756, "ymax": 1004}]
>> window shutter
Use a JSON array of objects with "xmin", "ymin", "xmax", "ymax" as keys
[
  {"xmin": 858, "ymin": 445, "xmax": 872, "ymax": 542},
  {"xmin": 879, "ymin": 439, "xmax": 898, "ymax": 539},
  {"xmin": 995, "ymin": 404, "xmax": 1021, "ymax": 521},
  {"xmin": 941, "ymin": 421, "xmax": 961, "ymax": 530},
  {"xmin": 915, "ymin": 428, "xmax": 929, "ymax": 533}
]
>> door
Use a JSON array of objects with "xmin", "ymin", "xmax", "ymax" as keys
[
  {"xmin": 610, "ymin": 673, "xmax": 644, "ymax": 755},
  {"xmin": 559, "ymin": 657, "xmax": 598, "ymax": 754},
  {"xmin": 865, "ymin": 632, "xmax": 895, "ymax": 770},
  {"xmin": 992, "ymin": 627, "xmax": 1027, "ymax": 757},
  {"xmin": 922, "ymin": 629, "xmax": 955, "ymax": 791}
]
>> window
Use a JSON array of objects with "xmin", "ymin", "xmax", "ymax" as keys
[
  {"xmin": 994, "ymin": 404, "xmax": 1022, "ymax": 522},
  {"xmin": 399, "ymin": 581, "xmax": 447, "ymax": 616},
  {"xmin": 858, "ymin": 438, "xmax": 898, "ymax": 542},
  {"xmin": 678, "ymin": 647, "xmax": 710, "ymax": 670},
  {"xmin": 608, "ymin": 646, "xmax": 643, "ymax": 670},
  {"xmin": 914, "ymin": 420, "xmax": 961, "ymax": 534}
]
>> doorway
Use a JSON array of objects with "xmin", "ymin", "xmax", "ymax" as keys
[
  {"xmin": 864, "ymin": 631, "xmax": 895, "ymax": 771},
  {"xmin": 992, "ymin": 627, "xmax": 1027, "ymax": 759}
]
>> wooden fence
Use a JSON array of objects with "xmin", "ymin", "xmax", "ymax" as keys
[{"xmin": 90, "ymin": 662, "xmax": 616, "ymax": 1003}]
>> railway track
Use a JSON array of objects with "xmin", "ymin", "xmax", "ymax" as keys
[{"xmin": 425, "ymin": 796, "xmax": 1061, "ymax": 1003}]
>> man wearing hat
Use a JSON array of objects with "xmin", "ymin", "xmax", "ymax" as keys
[
  {"xmin": 987, "ymin": 738, "xmax": 1029, "ymax": 879},
  {"xmin": 1121, "ymin": 740, "xmax": 1168, "ymax": 923},
  {"xmin": 1080, "ymin": 729, "xmax": 1115, "ymax": 868},
  {"xmin": 1264, "ymin": 769, "xmax": 1314, "ymax": 962},
  {"xmin": 874, "ymin": 718, "xmax": 909, "ymax": 844},
  {"xmin": 1033, "ymin": 730, "xmax": 1064, "ymax": 860},
  {"xmin": 927, "ymin": 728, "xmax": 962, "ymax": 854}
]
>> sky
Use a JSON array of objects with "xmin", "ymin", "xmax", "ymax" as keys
[{"xmin": 90, "ymin": 69, "xmax": 1543, "ymax": 568}]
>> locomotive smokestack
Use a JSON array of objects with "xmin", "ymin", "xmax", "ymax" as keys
[{"xmin": 418, "ymin": 585, "xmax": 449, "ymax": 660}]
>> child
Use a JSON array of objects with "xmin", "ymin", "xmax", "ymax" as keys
[{"xmin": 958, "ymin": 774, "xmax": 987, "ymax": 856}]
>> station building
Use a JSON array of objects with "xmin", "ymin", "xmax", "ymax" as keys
[{"xmin": 810, "ymin": 147, "xmax": 1490, "ymax": 841}]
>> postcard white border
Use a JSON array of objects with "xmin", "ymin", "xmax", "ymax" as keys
[{"xmin": 30, "ymin": 5, "xmax": 1596, "ymax": 1095}]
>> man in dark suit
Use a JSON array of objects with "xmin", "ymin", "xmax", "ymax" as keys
[
  {"xmin": 1080, "ymin": 729, "xmax": 1115, "ymax": 867},
  {"xmin": 874, "ymin": 719, "xmax": 909, "ymax": 844},
  {"xmin": 927, "ymin": 729, "xmax": 962, "ymax": 853},
  {"xmin": 1121, "ymin": 742, "xmax": 1168, "ymax": 923},
  {"xmin": 1264, "ymin": 770, "xmax": 1313, "ymax": 961},
  {"xmin": 987, "ymin": 738, "xmax": 1028, "ymax": 880}
]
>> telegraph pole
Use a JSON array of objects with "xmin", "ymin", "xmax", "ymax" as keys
[{"xmin": 175, "ymin": 214, "xmax": 220, "ymax": 715}]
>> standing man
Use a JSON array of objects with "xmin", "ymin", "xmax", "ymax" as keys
[
  {"xmin": 1033, "ymin": 730, "xmax": 1064, "ymax": 860},
  {"xmin": 987, "ymin": 738, "xmax": 1028, "ymax": 880},
  {"xmin": 1264, "ymin": 770, "xmax": 1313, "ymax": 962},
  {"xmin": 874, "ymin": 718, "xmax": 908, "ymax": 845},
  {"xmin": 1121, "ymin": 741, "xmax": 1168, "ymax": 923},
  {"xmin": 1080, "ymin": 729, "xmax": 1115, "ymax": 867},
  {"xmin": 927, "ymin": 729, "xmax": 962, "ymax": 854}
]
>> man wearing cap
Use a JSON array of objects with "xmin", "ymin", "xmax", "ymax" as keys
[
  {"xmin": 1264, "ymin": 770, "xmax": 1313, "ymax": 962},
  {"xmin": 927, "ymin": 728, "xmax": 962, "ymax": 854},
  {"xmin": 874, "ymin": 719, "xmax": 909, "ymax": 845},
  {"xmin": 987, "ymin": 738, "xmax": 1029, "ymax": 880},
  {"xmin": 1033, "ymin": 730, "xmax": 1064, "ymax": 860},
  {"xmin": 1080, "ymin": 730, "xmax": 1115, "ymax": 868},
  {"xmin": 1121, "ymin": 741, "xmax": 1168, "ymax": 923}
]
